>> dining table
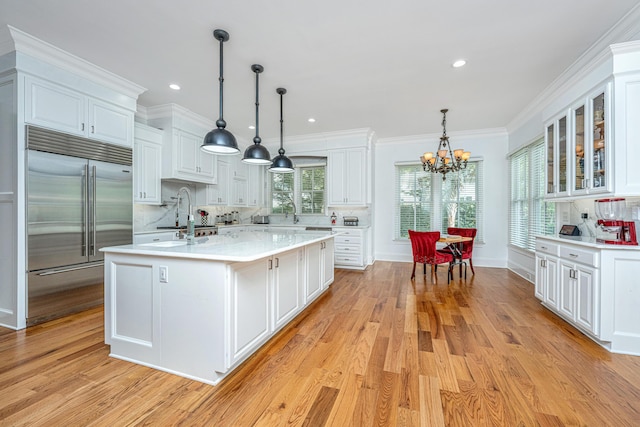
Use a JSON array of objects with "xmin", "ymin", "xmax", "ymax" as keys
[{"xmin": 438, "ymin": 235, "xmax": 473, "ymax": 279}]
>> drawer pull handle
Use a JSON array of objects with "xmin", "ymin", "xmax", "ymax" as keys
[
  {"xmin": 541, "ymin": 246, "xmax": 547, "ymax": 250},
  {"xmin": 569, "ymin": 253, "xmax": 578, "ymax": 258}
]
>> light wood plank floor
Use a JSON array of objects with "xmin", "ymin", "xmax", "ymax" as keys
[{"xmin": 2, "ymin": 262, "xmax": 640, "ymax": 426}]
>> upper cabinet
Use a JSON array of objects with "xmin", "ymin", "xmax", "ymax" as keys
[
  {"xmin": 543, "ymin": 41, "xmax": 640, "ymax": 200},
  {"xmin": 134, "ymin": 123, "xmax": 163, "ymax": 204},
  {"xmin": 327, "ymin": 147, "xmax": 367, "ymax": 206},
  {"xmin": 24, "ymin": 76, "xmax": 134, "ymax": 147},
  {"xmin": 146, "ymin": 104, "xmax": 218, "ymax": 185}
]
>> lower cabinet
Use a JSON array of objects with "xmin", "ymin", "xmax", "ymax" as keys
[
  {"xmin": 333, "ymin": 227, "xmax": 366, "ymax": 269},
  {"xmin": 535, "ymin": 238, "xmax": 600, "ymax": 338},
  {"xmin": 305, "ymin": 239, "xmax": 335, "ymax": 303}
]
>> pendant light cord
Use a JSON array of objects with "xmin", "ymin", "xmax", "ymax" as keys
[{"xmin": 255, "ymin": 69, "xmax": 260, "ymax": 141}]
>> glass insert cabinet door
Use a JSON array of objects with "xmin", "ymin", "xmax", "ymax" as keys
[
  {"xmin": 574, "ymin": 105, "xmax": 586, "ymax": 192},
  {"xmin": 592, "ymin": 92, "xmax": 606, "ymax": 189},
  {"xmin": 558, "ymin": 116, "xmax": 567, "ymax": 193},
  {"xmin": 545, "ymin": 113, "xmax": 568, "ymax": 196},
  {"xmin": 546, "ymin": 123, "xmax": 554, "ymax": 194}
]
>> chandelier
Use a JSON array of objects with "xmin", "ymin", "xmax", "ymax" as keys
[{"xmin": 420, "ymin": 109, "xmax": 470, "ymax": 180}]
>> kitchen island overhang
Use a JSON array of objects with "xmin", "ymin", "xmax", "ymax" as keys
[{"xmin": 101, "ymin": 230, "xmax": 335, "ymax": 385}]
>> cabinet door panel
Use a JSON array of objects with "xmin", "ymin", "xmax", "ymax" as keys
[
  {"xmin": 88, "ymin": 99, "xmax": 132, "ymax": 146},
  {"xmin": 305, "ymin": 243, "xmax": 322, "ymax": 302},
  {"xmin": 176, "ymin": 131, "xmax": 199, "ymax": 175},
  {"xmin": 25, "ymin": 76, "xmax": 85, "ymax": 136},
  {"xmin": 559, "ymin": 262, "xmax": 575, "ymax": 319},
  {"xmin": 545, "ymin": 257, "xmax": 559, "ymax": 309},
  {"xmin": 576, "ymin": 265, "xmax": 598, "ymax": 335},
  {"xmin": 274, "ymin": 249, "xmax": 302, "ymax": 330},
  {"xmin": 230, "ymin": 259, "xmax": 270, "ymax": 364}
]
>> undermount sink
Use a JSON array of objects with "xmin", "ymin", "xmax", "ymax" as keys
[
  {"xmin": 139, "ymin": 240, "xmax": 188, "ymax": 247},
  {"xmin": 305, "ymin": 226, "xmax": 332, "ymax": 231}
]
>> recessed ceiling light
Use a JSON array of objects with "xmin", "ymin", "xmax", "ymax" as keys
[
  {"xmin": 452, "ymin": 60, "xmax": 466, "ymax": 68},
  {"xmin": 308, "ymin": 118, "xmax": 316, "ymax": 123},
  {"xmin": 169, "ymin": 83, "xmax": 181, "ymax": 90},
  {"xmin": 248, "ymin": 125, "xmax": 255, "ymax": 130}
]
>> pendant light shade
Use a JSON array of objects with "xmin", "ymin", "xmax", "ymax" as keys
[
  {"xmin": 202, "ymin": 29, "xmax": 240, "ymax": 155},
  {"xmin": 269, "ymin": 88, "xmax": 294, "ymax": 173},
  {"xmin": 242, "ymin": 64, "xmax": 271, "ymax": 164}
]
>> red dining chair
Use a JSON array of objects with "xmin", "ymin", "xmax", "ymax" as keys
[
  {"xmin": 408, "ymin": 230, "xmax": 454, "ymax": 283},
  {"xmin": 441, "ymin": 227, "xmax": 477, "ymax": 274}
]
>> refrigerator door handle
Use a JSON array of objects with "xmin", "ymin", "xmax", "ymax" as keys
[
  {"xmin": 83, "ymin": 164, "xmax": 89, "ymax": 257},
  {"xmin": 91, "ymin": 165, "xmax": 97, "ymax": 257},
  {"xmin": 37, "ymin": 261, "xmax": 105, "ymax": 276}
]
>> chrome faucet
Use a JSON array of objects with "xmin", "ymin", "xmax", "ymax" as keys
[
  {"xmin": 176, "ymin": 187, "xmax": 195, "ymax": 244},
  {"xmin": 291, "ymin": 200, "xmax": 299, "ymax": 224}
]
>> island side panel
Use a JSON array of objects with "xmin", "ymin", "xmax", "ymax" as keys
[{"xmin": 104, "ymin": 252, "xmax": 228, "ymax": 383}]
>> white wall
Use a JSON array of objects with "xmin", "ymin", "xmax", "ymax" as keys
[{"xmin": 373, "ymin": 128, "xmax": 509, "ymax": 268}]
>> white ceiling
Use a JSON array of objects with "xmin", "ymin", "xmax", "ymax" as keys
[{"xmin": 1, "ymin": 0, "xmax": 639, "ymax": 143}]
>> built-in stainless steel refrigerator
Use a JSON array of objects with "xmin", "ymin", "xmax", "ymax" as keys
[{"xmin": 26, "ymin": 126, "xmax": 132, "ymax": 325}]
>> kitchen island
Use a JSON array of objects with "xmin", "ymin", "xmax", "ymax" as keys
[{"xmin": 101, "ymin": 229, "xmax": 335, "ymax": 385}]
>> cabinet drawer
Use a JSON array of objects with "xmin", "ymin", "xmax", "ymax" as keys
[
  {"xmin": 335, "ymin": 254, "xmax": 363, "ymax": 266},
  {"xmin": 334, "ymin": 243, "xmax": 361, "ymax": 254},
  {"xmin": 560, "ymin": 246, "xmax": 599, "ymax": 267},
  {"xmin": 535, "ymin": 240, "xmax": 559, "ymax": 256},
  {"xmin": 334, "ymin": 235, "xmax": 362, "ymax": 245}
]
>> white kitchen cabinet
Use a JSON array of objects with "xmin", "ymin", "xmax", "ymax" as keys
[
  {"xmin": 333, "ymin": 227, "xmax": 366, "ymax": 269},
  {"xmin": 544, "ymin": 111, "xmax": 569, "ymax": 198},
  {"xmin": 230, "ymin": 176, "xmax": 248, "ymax": 206},
  {"xmin": 133, "ymin": 123, "xmax": 163, "ymax": 204},
  {"xmin": 535, "ymin": 237, "xmax": 601, "ymax": 339},
  {"xmin": 228, "ymin": 247, "xmax": 303, "ymax": 365},
  {"xmin": 228, "ymin": 257, "xmax": 271, "ymax": 365},
  {"xmin": 272, "ymin": 248, "xmax": 304, "ymax": 331},
  {"xmin": 322, "ymin": 238, "xmax": 335, "ymax": 288},
  {"xmin": 542, "ymin": 42, "xmax": 640, "ymax": 200},
  {"xmin": 146, "ymin": 104, "xmax": 218, "ymax": 184},
  {"xmin": 534, "ymin": 240, "xmax": 559, "ymax": 309},
  {"xmin": 247, "ymin": 165, "xmax": 264, "ymax": 207},
  {"xmin": 24, "ymin": 75, "xmax": 133, "ymax": 147},
  {"xmin": 172, "ymin": 129, "xmax": 217, "ymax": 183},
  {"xmin": 206, "ymin": 158, "xmax": 229, "ymax": 205},
  {"xmin": 305, "ymin": 239, "xmax": 335, "ymax": 304},
  {"xmin": 327, "ymin": 148, "xmax": 367, "ymax": 206},
  {"xmin": 557, "ymin": 245, "xmax": 600, "ymax": 337}
]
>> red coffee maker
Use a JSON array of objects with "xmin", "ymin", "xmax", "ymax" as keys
[{"xmin": 594, "ymin": 198, "xmax": 638, "ymax": 245}]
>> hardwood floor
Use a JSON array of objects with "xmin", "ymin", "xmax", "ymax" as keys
[{"xmin": 1, "ymin": 262, "xmax": 640, "ymax": 426}]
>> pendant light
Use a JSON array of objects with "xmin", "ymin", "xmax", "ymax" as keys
[
  {"xmin": 201, "ymin": 29, "xmax": 240, "ymax": 155},
  {"xmin": 242, "ymin": 64, "xmax": 271, "ymax": 164},
  {"xmin": 268, "ymin": 88, "xmax": 294, "ymax": 173}
]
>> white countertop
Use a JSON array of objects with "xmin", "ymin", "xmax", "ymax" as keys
[
  {"xmin": 536, "ymin": 234, "xmax": 640, "ymax": 250},
  {"xmin": 104, "ymin": 230, "xmax": 335, "ymax": 262}
]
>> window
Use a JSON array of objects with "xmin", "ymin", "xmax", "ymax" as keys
[
  {"xmin": 395, "ymin": 161, "xmax": 483, "ymax": 240},
  {"xmin": 300, "ymin": 166, "xmax": 325, "ymax": 214},
  {"xmin": 509, "ymin": 138, "xmax": 555, "ymax": 251},
  {"xmin": 270, "ymin": 164, "xmax": 326, "ymax": 215},
  {"xmin": 271, "ymin": 173, "xmax": 294, "ymax": 214}
]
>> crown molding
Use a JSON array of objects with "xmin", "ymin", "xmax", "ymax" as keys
[
  {"xmin": 507, "ymin": 3, "xmax": 640, "ymax": 133},
  {"xmin": 376, "ymin": 127, "xmax": 507, "ymax": 146},
  {"xmin": 145, "ymin": 103, "xmax": 215, "ymax": 130},
  {"xmin": 3, "ymin": 25, "xmax": 146, "ymax": 99}
]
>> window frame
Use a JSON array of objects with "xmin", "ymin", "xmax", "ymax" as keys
[
  {"xmin": 269, "ymin": 163, "xmax": 327, "ymax": 216},
  {"xmin": 394, "ymin": 160, "xmax": 483, "ymax": 241}
]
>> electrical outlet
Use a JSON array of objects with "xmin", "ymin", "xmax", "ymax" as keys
[{"xmin": 159, "ymin": 266, "xmax": 168, "ymax": 283}]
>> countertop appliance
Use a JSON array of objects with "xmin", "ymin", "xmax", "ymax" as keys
[
  {"xmin": 26, "ymin": 126, "xmax": 133, "ymax": 325},
  {"xmin": 343, "ymin": 216, "xmax": 359, "ymax": 226},
  {"xmin": 594, "ymin": 198, "xmax": 637, "ymax": 245},
  {"xmin": 252, "ymin": 215, "xmax": 270, "ymax": 224}
]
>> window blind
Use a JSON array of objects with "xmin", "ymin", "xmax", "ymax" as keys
[
  {"xmin": 395, "ymin": 164, "xmax": 432, "ymax": 239},
  {"xmin": 300, "ymin": 166, "xmax": 325, "ymax": 214},
  {"xmin": 508, "ymin": 138, "xmax": 555, "ymax": 251},
  {"xmin": 395, "ymin": 161, "xmax": 483, "ymax": 240}
]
